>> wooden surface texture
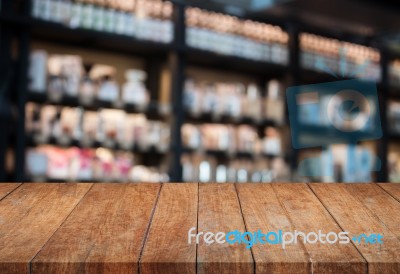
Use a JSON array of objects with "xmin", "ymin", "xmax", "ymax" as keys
[{"xmin": 0, "ymin": 182, "xmax": 399, "ymax": 274}]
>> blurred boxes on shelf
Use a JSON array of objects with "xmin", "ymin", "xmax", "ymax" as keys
[{"xmin": 31, "ymin": 0, "xmax": 174, "ymax": 43}]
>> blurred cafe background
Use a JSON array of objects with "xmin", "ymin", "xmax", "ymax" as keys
[{"xmin": 1, "ymin": 0, "xmax": 400, "ymax": 183}]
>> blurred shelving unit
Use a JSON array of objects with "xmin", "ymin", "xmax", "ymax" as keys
[
  {"xmin": 385, "ymin": 51, "xmax": 400, "ymax": 182},
  {"xmin": 0, "ymin": 0, "xmax": 399, "ymax": 182},
  {"xmin": 294, "ymin": 30, "xmax": 387, "ymax": 182}
]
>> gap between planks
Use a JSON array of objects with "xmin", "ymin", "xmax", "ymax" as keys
[
  {"xmin": 377, "ymin": 183, "xmax": 400, "ymax": 202},
  {"xmin": 305, "ymin": 183, "xmax": 370, "ymax": 270},
  {"xmin": 137, "ymin": 183, "xmax": 164, "ymax": 274},
  {"xmin": 233, "ymin": 184, "xmax": 256, "ymax": 274},
  {"xmin": 0, "ymin": 183, "xmax": 22, "ymax": 201}
]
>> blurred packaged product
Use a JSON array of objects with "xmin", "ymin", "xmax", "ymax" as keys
[
  {"xmin": 181, "ymin": 122, "xmax": 284, "ymax": 157},
  {"xmin": 81, "ymin": 111, "xmax": 98, "ymax": 146},
  {"xmin": 186, "ymin": 7, "xmax": 288, "ymax": 64},
  {"xmin": 58, "ymin": 106, "xmax": 81, "ymax": 145},
  {"xmin": 181, "ymin": 153, "xmax": 290, "ymax": 183},
  {"xmin": 265, "ymin": 79, "xmax": 285, "ymax": 125},
  {"xmin": 198, "ymin": 156, "xmax": 215, "ymax": 182},
  {"xmin": 236, "ymin": 125, "xmax": 258, "ymax": 153},
  {"xmin": 182, "ymin": 124, "xmax": 202, "ymax": 149},
  {"xmin": 28, "ymin": 50, "xmax": 48, "ymax": 92},
  {"xmin": 130, "ymin": 165, "xmax": 169, "ymax": 183},
  {"xmin": 389, "ymin": 60, "xmax": 400, "ymax": 88},
  {"xmin": 181, "ymin": 154, "xmax": 194, "ymax": 182},
  {"xmin": 183, "ymin": 79, "xmax": 202, "ymax": 116},
  {"xmin": 25, "ymin": 103, "xmax": 170, "ymax": 152},
  {"xmin": 147, "ymin": 121, "xmax": 171, "ymax": 152},
  {"xmin": 262, "ymin": 127, "xmax": 282, "ymax": 156},
  {"xmin": 69, "ymin": 148, "xmax": 94, "ymax": 181},
  {"xmin": 183, "ymin": 78, "xmax": 285, "ymax": 123},
  {"xmin": 25, "ymin": 103, "xmax": 42, "ymax": 139},
  {"xmin": 243, "ymin": 84, "xmax": 263, "ymax": 121},
  {"xmin": 388, "ymin": 150, "xmax": 400, "ymax": 183},
  {"xmin": 217, "ymin": 83, "xmax": 242, "ymax": 118},
  {"xmin": 270, "ymin": 157, "xmax": 291, "ymax": 181},
  {"xmin": 98, "ymin": 75, "xmax": 120, "ymax": 104},
  {"xmin": 28, "ymin": 50, "xmax": 152, "ymax": 109},
  {"xmin": 388, "ymin": 101, "xmax": 400, "ymax": 134},
  {"xmin": 331, "ymin": 144, "xmax": 375, "ymax": 182},
  {"xmin": 99, "ymin": 109, "xmax": 125, "ymax": 147},
  {"xmin": 298, "ymin": 144, "xmax": 375, "ymax": 183},
  {"xmin": 92, "ymin": 64, "xmax": 119, "ymax": 104},
  {"xmin": 215, "ymin": 164, "xmax": 227, "ymax": 183},
  {"xmin": 31, "ymin": 104, "xmax": 57, "ymax": 143},
  {"xmin": 46, "ymin": 146, "xmax": 70, "ymax": 179},
  {"xmin": 25, "ymin": 145, "xmax": 169, "ymax": 182},
  {"xmin": 47, "ymin": 54, "xmax": 83, "ymax": 100},
  {"xmin": 25, "ymin": 147, "xmax": 49, "ymax": 181},
  {"xmin": 119, "ymin": 114, "xmax": 135, "ymax": 150},
  {"xmin": 201, "ymin": 124, "xmax": 235, "ymax": 153},
  {"xmin": 31, "ymin": 0, "xmax": 174, "ymax": 43},
  {"xmin": 79, "ymin": 63, "xmax": 96, "ymax": 105},
  {"xmin": 122, "ymin": 69, "xmax": 149, "ymax": 109},
  {"xmin": 300, "ymin": 33, "xmax": 381, "ymax": 81},
  {"xmin": 129, "ymin": 114, "xmax": 148, "ymax": 149}
]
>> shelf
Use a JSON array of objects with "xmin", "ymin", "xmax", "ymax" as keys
[
  {"xmin": 388, "ymin": 86, "xmax": 400, "ymax": 100},
  {"xmin": 27, "ymin": 92, "xmax": 168, "ymax": 120},
  {"xmin": 293, "ymin": 124, "xmax": 381, "ymax": 145},
  {"xmin": 389, "ymin": 133, "xmax": 400, "ymax": 142},
  {"xmin": 184, "ymin": 111, "xmax": 279, "ymax": 127},
  {"xmin": 185, "ymin": 46, "xmax": 287, "ymax": 77},
  {"xmin": 26, "ymin": 135, "xmax": 170, "ymax": 156},
  {"xmin": 182, "ymin": 147, "xmax": 284, "ymax": 159},
  {"xmin": 300, "ymin": 69, "xmax": 340, "ymax": 84},
  {"xmin": 300, "ymin": 68, "xmax": 381, "ymax": 85},
  {"xmin": 30, "ymin": 18, "xmax": 173, "ymax": 57},
  {"xmin": 0, "ymin": 13, "xmax": 30, "ymax": 25},
  {"xmin": 28, "ymin": 18, "xmax": 290, "ymax": 77}
]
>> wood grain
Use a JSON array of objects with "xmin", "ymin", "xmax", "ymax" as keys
[
  {"xmin": 197, "ymin": 183, "xmax": 253, "ymax": 274},
  {"xmin": 0, "ymin": 183, "xmax": 20, "ymax": 200},
  {"xmin": 345, "ymin": 183, "xmax": 400, "ymax": 238},
  {"xmin": 32, "ymin": 183, "xmax": 161, "ymax": 274},
  {"xmin": 0, "ymin": 183, "xmax": 92, "ymax": 274},
  {"xmin": 272, "ymin": 183, "xmax": 366, "ymax": 273},
  {"xmin": 140, "ymin": 183, "xmax": 198, "ymax": 274},
  {"xmin": 378, "ymin": 183, "xmax": 400, "ymax": 202},
  {"xmin": 237, "ymin": 183, "xmax": 309, "ymax": 274},
  {"xmin": 0, "ymin": 182, "xmax": 398, "ymax": 274},
  {"xmin": 310, "ymin": 183, "xmax": 400, "ymax": 273}
]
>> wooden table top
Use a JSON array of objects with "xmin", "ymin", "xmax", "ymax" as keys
[{"xmin": 0, "ymin": 183, "xmax": 399, "ymax": 274}]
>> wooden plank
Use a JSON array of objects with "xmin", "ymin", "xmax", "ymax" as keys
[
  {"xmin": 272, "ymin": 183, "xmax": 366, "ymax": 273},
  {"xmin": 0, "ymin": 183, "xmax": 21, "ymax": 200},
  {"xmin": 197, "ymin": 183, "xmax": 253, "ymax": 274},
  {"xmin": 378, "ymin": 183, "xmax": 400, "ymax": 202},
  {"xmin": 140, "ymin": 183, "xmax": 198, "ymax": 274},
  {"xmin": 32, "ymin": 183, "xmax": 161, "ymax": 274},
  {"xmin": 346, "ymin": 183, "xmax": 400, "ymax": 238},
  {"xmin": 0, "ymin": 183, "xmax": 92, "ymax": 274},
  {"xmin": 237, "ymin": 183, "xmax": 309, "ymax": 274},
  {"xmin": 310, "ymin": 183, "xmax": 400, "ymax": 273},
  {"xmin": 0, "ymin": 184, "xmax": 54, "ymax": 239}
]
